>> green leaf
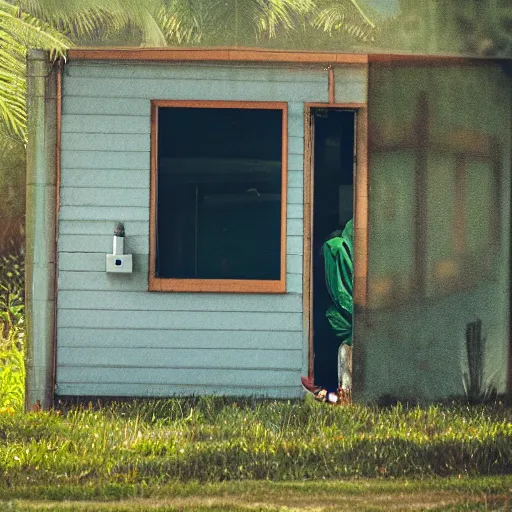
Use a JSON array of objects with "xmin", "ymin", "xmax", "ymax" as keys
[
  {"xmin": 0, "ymin": 0, "xmax": 71, "ymax": 140},
  {"xmin": 312, "ymin": 0, "xmax": 375, "ymax": 41}
]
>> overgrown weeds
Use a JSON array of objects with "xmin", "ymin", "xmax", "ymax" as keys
[
  {"xmin": 0, "ymin": 331, "xmax": 24, "ymax": 413},
  {"xmin": 0, "ymin": 247, "xmax": 511, "ymax": 495},
  {"xmin": 0, "ymin": 249, "xmax": 24, "ymax": 413},
  {"xmin": 0, "ymin": 398, "xmax": 511, "ymax": 489}
]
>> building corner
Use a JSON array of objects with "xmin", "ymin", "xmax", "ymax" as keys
[{"xmin": 25, "ymin": 49, "xmax": 58, "ymax": 410}]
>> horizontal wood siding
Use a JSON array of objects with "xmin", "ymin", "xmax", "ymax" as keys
[
  {"xmin": 58, "ymin": 328, "xmax": 302, "ymax": 349},
  {"xmin": 58, "ymin": 310, "xmax": 302, "ymax": 331},
  {"xmin": 57, "ymin": 367, "xmax": 299, "ymax": 389},
  {"xmin": 334, "ymin": 67, "xmax": 367, "ymax": 104},
  {"xmin": 58, "ymin": 347, "xmax": 302, "ymax": 369},
  {"xmin": 58, "ymin": 252, "xmax": 302, "ymax": 273},
  {"xmin": 58, "ymin": 291, "xmax": 303, "ymax": 312},
  {"xmin": 57, "ymin": 61, "xmax": 341, "ymax": 398},
  {"xmin": 56, "ymin": 384, "xmax": 297, "ymax": 398}
]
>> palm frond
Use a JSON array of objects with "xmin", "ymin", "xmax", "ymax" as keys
[
  {"xmin": 0, "ymin": 75, "xmax": 26, "ymax": 141},
  {"xmin": 158, "ymin": 5, "xmax": 201, "ymax": 45},
  {"xmin": 49, "ymin": 8, "xmax": 126, "ymax": 42},
  {"xmin": 138, "ymin": 7, "xmax": 167, "ymax": 46},
  {"xmin": 0, "ymin": 0, "xmax": 70, "ymax": 140},
  {"xmin": 16, "ymin": 0, "xmax": 126, "ymax": 40},
  {"xmin": 160, "ymin": 0, "xmax": 316, "ymax": 46},
  {"xmin": 313, "ymin": 0, "xmax": 375, "ymax": 41},
  {"xmin": 159, "ymin": 0, "xmax": 227, "ymax": 45},
  {"xmin": 255, "ymin": 0, "xmax": 315, "ymax": 39},
  {"xmin": 16, "ymin": 0, "xmax": 168, "ymax": 46},
  {"xmin": 1, "ymin": 1, "xmax": 70, "ymax": 55}
]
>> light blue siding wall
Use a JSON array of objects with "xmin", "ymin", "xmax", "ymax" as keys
[
  {"xmin": 57, "ymin": 62, "xmax": 313, "ymax": 398},
  {"xmin": 334, "ymin": 67, "xmax": 367, "ymax": 103},
  {"xmin": 56, "ymin": 60, "xmax": 367, "ymax": 398}
]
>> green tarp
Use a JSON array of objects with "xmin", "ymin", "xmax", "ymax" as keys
[{"xmin": 323, "ymin": 219, "xmax": 353, "ymax": 346}]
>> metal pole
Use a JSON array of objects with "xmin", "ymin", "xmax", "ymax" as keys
[{"xmin": 25, "ymin": 49, "xmax": 58, "ymax": 410}]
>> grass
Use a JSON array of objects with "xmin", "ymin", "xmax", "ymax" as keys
[
  {"xmin": 0, "ymin": 251, "xmax": 25, "ymax": 414},
  {"xmin": 1, "ymin": 476, "xmax": 512, "ymax": 510},
  {"xmin": 0, "ymin": 301, "xmax": 24, "ymax": 413},
  {"xmin": 0, "ymin": 330, "xmax": 24, "ymax": 414},
  {"xmin": 1, "ymin": 253, "xmax": 512, "ymax": 509},
  {"xmin": 1, "ymin": 398, "xmax": 512, "ymax": 491},
  {"xmin": 2, "ymin": 344, "xmax": 512, "ymax": 511},
  {"xmin": 1, "ymin": 337, "xmax": 512, "ymax": 510}
]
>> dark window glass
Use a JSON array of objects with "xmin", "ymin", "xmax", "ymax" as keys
[{"xmin": 156, "ymin": 107, "xmax": 282, "ymax": 280}]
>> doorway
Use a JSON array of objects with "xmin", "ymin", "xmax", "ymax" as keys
[{"xmin": 309, "ymin": 108, "xmax": 356, "ymax": 390}]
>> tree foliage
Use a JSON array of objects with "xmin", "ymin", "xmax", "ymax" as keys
[
  {"xmin": 0, "ymin": 0, "xmax": 375, "ymax": 141},
  {"xmin": 0, "ymin": 0, "xmax": 69, "ymax": 141},
  {"xmin": 15, "ymin": 0, "xmax": 375, "ymax": 47},
  {"xmin": 312, "ymin": 0, "xmax": 375, "ymax": 42},
  {"xmin": 18, "ymin": 0, "xmax": 169, "ymax": 45},
  {"xmin": 157, "ymin": 0, "xmax": 316, "ymax": 45}
]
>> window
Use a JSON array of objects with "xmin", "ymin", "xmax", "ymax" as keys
[{"xmin": 150, "ymin": 101, "xmax": 288, "ymax": 293}]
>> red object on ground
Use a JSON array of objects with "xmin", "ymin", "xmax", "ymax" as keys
[{"xmin": 301, "ymin": 376, "xmax": 322, "ymax": 395}]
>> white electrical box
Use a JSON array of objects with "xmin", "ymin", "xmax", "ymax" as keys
[{"xmin": 106, "ymin": 254, "xmax": 133, "ymax": 273}]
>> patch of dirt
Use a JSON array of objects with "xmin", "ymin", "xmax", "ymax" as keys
[{"xmin": 4, "ymin": 491, "xmax": 507, "ymax": 512}]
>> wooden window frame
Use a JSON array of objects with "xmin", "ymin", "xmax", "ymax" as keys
[{"xmin": 149, "ymin": 100, "xmax": 288, "ymax": 293}]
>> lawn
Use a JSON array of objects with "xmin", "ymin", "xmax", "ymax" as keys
[
  {"xmin": 2, "ymin": 477, "xmax": 512, "ymax": 511},
  {"xmin": 1, "ymin": 397, "xmax": 512, "ymax": 510},
  {"xmin": 1, "ymin": 250, "xmax": 512, "ymax": 510}
]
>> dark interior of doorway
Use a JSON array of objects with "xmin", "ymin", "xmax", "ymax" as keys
[{"xmin": 312, "ymin": 108, "xmax": 355, "ymax": 390}]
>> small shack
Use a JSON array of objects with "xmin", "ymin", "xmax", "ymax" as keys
[{"xmin": 25, "ymin": 48, "xmax": 512, "ymax": 408}]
